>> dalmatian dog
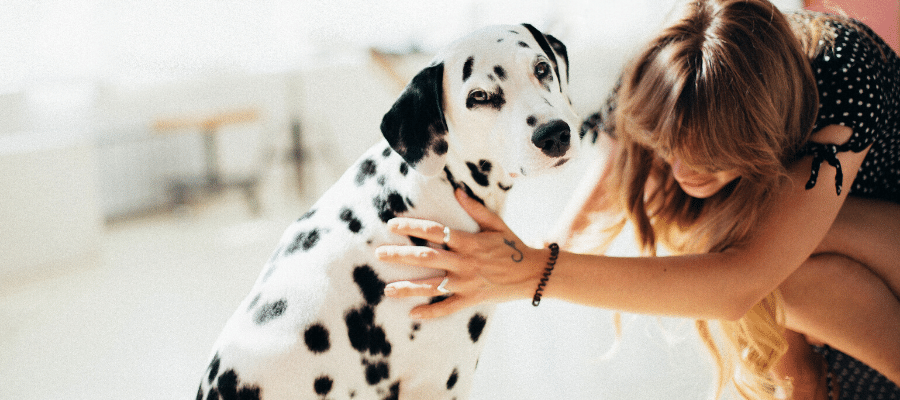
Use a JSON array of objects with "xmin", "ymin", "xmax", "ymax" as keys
[{"xmin": 197, "ymin": 23, "xmax": 578, "ymax": 400}]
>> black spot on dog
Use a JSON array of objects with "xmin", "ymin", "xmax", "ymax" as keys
[
  {"xmin": 409, "ymin": 322, "xmax": 421, "ymax": 340},
  {"xmin": 261, "ymin": 263, "xmax": 278, "ymax": 283},
  {"xmin": 254, "ymin": 299, "xmax": 287, "ymax": 325},
  {"xmin": 345, "ymin": 306, "xmax": 392, "ymax": 357},
  {"xmin": 365, "ymin": 360, "xmax": 390, "ymax": 385},
  {"xmin": 314, "ymin": 375, "xmax": 334, "ymax": 395},
  {"xmin": 298, "ymin": 209, "xmax": 316, "ymax": 222},
  {"xmin": 447, "ymin": 368, "xmax": 459, "ymax": 390},
  {"xmin": 246, "ymin": 293, "xmax": 261, "ymax": 312},
  {"xmin": 377, "ymin": 176, "xmax": 387, "ymax": 186},
  {"xmin": 304, "ymin": 323, "xmax": 331, "ymax": 354},
  {"xmin": 444, "ymin": 167, "xmax": 486, "ymax": 205},
  {"xmin": 353, "ymin": 265, "xmax": 386, "ymax": 306},
  {"xmin": 381, "ymin": 381, "xmax": 401, "ymax": 400},
  {"xmin": 404, "ymin": 196, "xmax": 415, "ymax": 209},
  {"xmin": 429, "ymin": 294, "xmax": 451, "ymax": 304},
  {"xmin": 286, "ymin": 228, "xmax": 323, "ymax": 254},
  {"xmin": 526, "ymin": 115, "xmax": 537, "ymax": 127},
  {"xmin": 374, "ymin": 191, "xmax": 408, "ymax": 223},
  {"xmin": 433, "ymin": 139, "xmax": 448, "ymax": 155},
  {"xmin": 195, "ymin": 386, "xmax": 202, "ymax": 400},
  {"xmin": 399, "ymin": 162, "xmax": 409, "ymax": 176},
  {"xmin": 207, "ymin": 353, "xmax": 221, "ymax": 384},
  {"xmin": 409, "ymin": 236, "xmax": 428, "ymax": 247},
  {"xmin": 216, "ymin": 369, "xmax": 261, "ymax": 400},
  {"xmin": 462, "ymin": 183, "xmax": 485, "ymax": 206},
  {"xmin": 493, "ymin": 65, "xmax": 506, "ymax": 81},
  {"xmin": 498, "ymin": 182, "xmax": 512, "ymax": 191},
  {"xmin": 357, "ymin": 159, "xmax": 378, "ymax": 186},
  {"xmin": 340, "ymin": 208, "xmax": 363, "ymax": 233},
  {"xmin": 382, "ymin": 146, "xmax": 393, "ymax": 158},
  {"xmin": 468, "ymin": 313, "xmax": 487, "ymax": 343},
  {"xmin": 518, "ymin": 41, "xmax": 529, "ymax": 48},
  {"xmin": 462, "ymin": 56, "xmax": 474, "ymax": 82},
  {"xmin": 466, "ymin": 161, "xmax": 490, "ymax": 187},
  {"xmin": 489, "ymin": 87, "xmax": 506, "ymax": 110}
]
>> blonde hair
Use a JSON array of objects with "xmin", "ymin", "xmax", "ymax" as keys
[{"xmin": 590, "ymin": 0, "xmax": 828, "ymax": 398}]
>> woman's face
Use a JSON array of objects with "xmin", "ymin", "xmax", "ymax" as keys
[{"xmin": 668, "ymin": 156, "xmax": 741, "ymax": 198}]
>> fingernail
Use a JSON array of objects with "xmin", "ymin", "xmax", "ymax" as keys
[{"xmin": 383, "ymin": 286, "xmax": 397, "ymax": 297}]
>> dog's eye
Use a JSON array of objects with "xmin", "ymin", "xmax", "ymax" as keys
[
  {"xmin": 534, "ymin": 61, "xmax": 551, "ymax": 80},
  {"xmin": 468, "ymin": 90, "xmax": 489, "ymax": 104}
]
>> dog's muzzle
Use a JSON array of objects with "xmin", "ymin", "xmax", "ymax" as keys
[{"xmin": 531, "ymin": 119, "xmax": 571, "ymax": 158}]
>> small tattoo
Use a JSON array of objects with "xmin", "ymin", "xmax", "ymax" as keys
[{"xmin": 503, "ymin": 238, "xmax": 524, "ymax": 262}]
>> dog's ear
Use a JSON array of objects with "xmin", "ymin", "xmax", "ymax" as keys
[
  {"xmin": 380, "ymin": 62, "xmax": 448, "ymax": 176},
  {"xmin": 545, "ymin": 33, "xmax": 569, "ymax": 84},
  {"xmin": 522, "ymin": 24, "xmax": 570, "ymax": 89}
]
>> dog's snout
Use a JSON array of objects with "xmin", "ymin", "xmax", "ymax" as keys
[{"xmin": 531, "ymin": 120, "xmax": 571, "ymax": 157}]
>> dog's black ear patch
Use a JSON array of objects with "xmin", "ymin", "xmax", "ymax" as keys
[
  {"xmin": 380, "ymin": 63, "xmax": 448, "ymax": 176},
  {"xmin": 546, "ymin": 33, "xmax": 569, "ymax": 82},
  {"xmin": 522, "ymin": 24, "xmax": 561, "ymax": 91}
]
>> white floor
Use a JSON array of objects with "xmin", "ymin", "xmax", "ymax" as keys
[{"xmin": 0, "ymin": 161, "xmax": 726, "ymax": 400}]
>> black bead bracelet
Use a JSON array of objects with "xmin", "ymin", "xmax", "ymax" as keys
[{"xmin": 531, "ymin": 243, "xmax": 560, "ymax": 307}]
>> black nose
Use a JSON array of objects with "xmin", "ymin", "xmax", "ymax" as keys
[{"xmin": 531, "ymin": 119, "xmax": 571, "ymax": 157}]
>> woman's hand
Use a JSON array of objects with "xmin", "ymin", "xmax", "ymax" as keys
[{"xmin": 375, "ymin": 189, "xmax": 548, "ymax": 319}]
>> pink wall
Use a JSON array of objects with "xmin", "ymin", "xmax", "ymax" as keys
[{"xmin": 805, "ymin": 0, "xmax": 900, "ymax": 52}]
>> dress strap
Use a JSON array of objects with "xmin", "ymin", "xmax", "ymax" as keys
[{"xmin": 799, "ymin": 142, "xmax": 846, "ymax": 195}]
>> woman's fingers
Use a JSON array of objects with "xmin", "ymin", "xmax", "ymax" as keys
[
  {"xmin": 386, "ymin": 218, "xmax": 445, "ymax": 243},
  {"xmin": 387, "ymin": 217, "xmax": 477, "ymax": 250},
  {"xmin": 384, "ymin": 276, "xmax": 449, "ymax": 298},
  {"xmin": 375, "ymin": 245, "xmax": 462, "ymax": 272}
]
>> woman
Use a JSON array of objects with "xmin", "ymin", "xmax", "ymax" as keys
[{"xmin": 375, "ymin": 0, "xmax": 900, "ymax": 398}]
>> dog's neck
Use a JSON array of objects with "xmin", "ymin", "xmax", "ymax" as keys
[{"xmin": 440, "ymin": 156, "xmax": 514, "ymax": 215}]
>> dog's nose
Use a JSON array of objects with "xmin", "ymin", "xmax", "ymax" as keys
[{"xmin": 531, "ymin": 119, "xmax": 571, "ymax": 157}]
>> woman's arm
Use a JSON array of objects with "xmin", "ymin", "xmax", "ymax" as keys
[
  {"xmin": 548, "ymin": 134, "xmax": 621, "ymax": 252},
  {"xmin": 376, "ymin": 125, "xmax": 869, "ymax": 320}
]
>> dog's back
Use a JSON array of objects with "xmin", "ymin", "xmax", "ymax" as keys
[{"xmin": 198, "ymin": 143, "xmax": 491, "ymax": 400}]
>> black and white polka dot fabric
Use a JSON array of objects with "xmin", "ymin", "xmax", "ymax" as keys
[
  {"xmin": 794, "ymin": 12, "xmax": 900, "ymax": 400},
  {"xmin": 798, "ymin": 14, "xmax": 900, "ymax": 202},
  {"xmin": 815, "ymin": 344, "xmax": 899, "ymax": 400}
]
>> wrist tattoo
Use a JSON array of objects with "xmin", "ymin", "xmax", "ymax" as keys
[{"xmin": 503, "ymin": 238, "xmax": 524, "ymax": 262}]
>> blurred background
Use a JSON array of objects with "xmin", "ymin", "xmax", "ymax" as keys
[{"xmin": 0, "ymin": 0, "xmax": 896, "ymax": 399}]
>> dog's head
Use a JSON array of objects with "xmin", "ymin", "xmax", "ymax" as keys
[{"xmin": 381, "ymin": 24, "xmax": 578, "ymax": 178}]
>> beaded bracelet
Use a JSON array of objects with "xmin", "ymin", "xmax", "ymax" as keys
[{"xmin": 531, "ymin": 243, "xmax": 560, "ymax": 306}]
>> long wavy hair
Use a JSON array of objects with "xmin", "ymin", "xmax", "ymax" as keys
[{"xmin": 594, "ymin": 0, "xmax": 824, "ymax": 398}]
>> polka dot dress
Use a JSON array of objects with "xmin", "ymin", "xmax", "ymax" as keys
[
  {"xmin": 798, "ymin": 14, "xmax": 900, "ymax": 203},
  {"xmin": 793, "ymin": 12, "xmax": 900, "ymax": 400}
]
